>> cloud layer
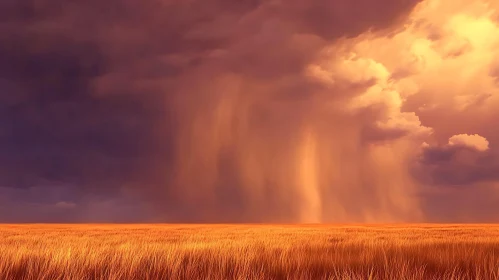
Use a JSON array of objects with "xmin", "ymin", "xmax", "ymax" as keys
[{"xmin": 1, "ymin": 0, "xmax": 499, "ymax": 222}]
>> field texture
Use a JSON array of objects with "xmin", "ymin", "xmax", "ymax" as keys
[{"xmin": 1, "ymin": 224, "xmax": 499, "ymax": 279}]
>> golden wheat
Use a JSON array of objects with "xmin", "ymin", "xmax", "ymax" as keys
[{"xmin": 0, "ymin": 224, "xmax": 498, "ymax": 279}]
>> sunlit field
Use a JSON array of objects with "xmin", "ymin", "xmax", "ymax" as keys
[{"xmin": 1, "ymin": 224, "xmax": 499, "ymax": 279}]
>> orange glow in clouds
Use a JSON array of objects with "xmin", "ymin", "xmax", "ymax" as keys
[{"xmin": 167, "ymin": 0, "xmax": 499, "ymax": 222}]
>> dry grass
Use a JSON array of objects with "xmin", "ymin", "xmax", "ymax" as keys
[{"xmin": 1, "ymin": 224, "xmax": 499, "ymax": 279}]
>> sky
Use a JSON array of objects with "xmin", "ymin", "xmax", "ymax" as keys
[{"xmin": 0, "ymin": 0, "xmax": 498, "ymax": 223}]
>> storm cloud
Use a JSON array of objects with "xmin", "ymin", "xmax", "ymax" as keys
[{"xmin": 1, "ymin": 0, "xmax": 499, "ymax": 222}]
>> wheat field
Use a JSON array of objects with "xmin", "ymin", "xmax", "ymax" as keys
[{"xmin": 1, "ymin": 224, "xmax": 499, "ymax": 279}]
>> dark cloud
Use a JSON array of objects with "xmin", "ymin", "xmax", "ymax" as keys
[
  {"xmin": 0, "ymin": 0, "xmax": 423, "ymax": 222},
  {"xmin": 0, "ymin": 2, "xmax": 174, "ymax": 202},
  {"xmin": 414, "ymin": 141, "xmax": 499, "ymax": 186},
  {"xmin": 281, "ymin": 0, "xmax": 421, "ymax": 39}
]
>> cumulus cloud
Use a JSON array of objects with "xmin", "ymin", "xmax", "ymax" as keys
[
  {"xmin": 326, "ymin": 0, "xmax": 499, "ymax": 191},
  {"xmin": 448, "ymin": 134, "xmax": 490, "ymax": 151}
]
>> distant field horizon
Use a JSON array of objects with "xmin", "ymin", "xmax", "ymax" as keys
[{"xmin": 2, "ymin": 223, "xmax": 496, "ymax": 225}]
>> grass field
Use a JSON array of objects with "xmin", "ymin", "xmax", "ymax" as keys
[{"xmin": 1, "ymin": 224, "xmax": 499, "ymax": 279}]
